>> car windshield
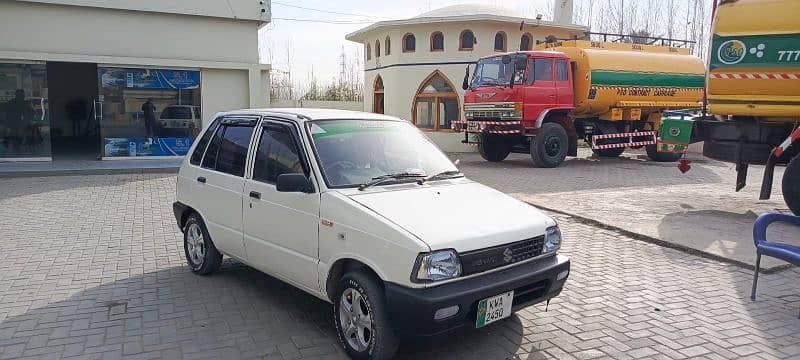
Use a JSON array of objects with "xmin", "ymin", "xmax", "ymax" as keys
[
  {"xmin": 471, "ymin": 56, "xmax": 521, "ymax": 88},
  {"xmin": 307, "ymin": 119, "xmax": 458, "ymax": 188}
]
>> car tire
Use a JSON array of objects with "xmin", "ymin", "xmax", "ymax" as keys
[
  {"xmin": 183, "ymin": 213, "xmax": 223, "ymax": 275},
  {"xmin": 531, "ymin": 122, "xmax": 568, "ymax": 168},
  {"xmin": 478, "ymin": 134, "xmax": 511, "ymax": 162},
  {"xmin": 645, "ymin": 144, "xmax": 683, "ymax": 162},
  {"xmin": 333, "ymin": 270, "xmax": 398, "ymax": 360},
  {"xmin": 782, "ymin": 155, "xmax": 800, "ymax": 216}
]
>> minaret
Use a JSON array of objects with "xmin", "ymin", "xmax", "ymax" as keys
[{"xmin": 553, "ymin": 0, "xmax": 574, "ymax": 25}]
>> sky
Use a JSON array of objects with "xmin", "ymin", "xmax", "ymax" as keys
[
  {"xmin": 258, "ymin": 0, "xmax": 713, "ymax": 90},
  {"xmin": 258, "ymin": 0, "xmax": 559, "ymax": 87}
]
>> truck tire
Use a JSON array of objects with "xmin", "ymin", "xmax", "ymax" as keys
[
  {"xmin": 531, "ymin": 122, "xmax": 568, "ymax": 168},
  {"xmin": 478, "ymin": 134, "xmax": 511, "ymax": 162},
  {"xmin": 645, "ymin": 145, "xmax": 683, "ymax": 162},
  {"xmin": 782, "ymin": 156, "xmax": 800, "ymax": 215}
]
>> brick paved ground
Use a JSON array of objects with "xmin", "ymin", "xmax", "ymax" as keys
[{"xmin": 0, "ymin": 174, "xmax": 798, "ymax": 359}]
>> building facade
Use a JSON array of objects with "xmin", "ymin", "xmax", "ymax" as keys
[
  {"xmin": 346, "ymin": 4, "xmax": 586, "ymax": 151},
  {"xmin": 0, "ymin": 0, "xmax": 270, "ymax": 161}
]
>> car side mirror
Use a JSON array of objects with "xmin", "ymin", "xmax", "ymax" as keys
[{"xmin": 276, "ymin": 173, "xmax": 313, "ymax": 193}]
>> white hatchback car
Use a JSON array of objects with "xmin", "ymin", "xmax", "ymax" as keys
[{"xmin": 173, "ymin": 109, "xmax": 570, "ymax": 360}]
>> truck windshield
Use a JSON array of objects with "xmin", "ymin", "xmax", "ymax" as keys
[
  {"xmin": 471, "ymin": 56, "xmax": 524, "ymax": 88},
  {"xmin": 307, "ymin": 120, "xmax": 458, "ymax": 188}
]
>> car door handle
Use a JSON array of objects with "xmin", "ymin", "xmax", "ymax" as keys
[
  {"xmin": 548, "ymin": 95, "xmax": 556, "ymax": 98},
  {"xmin": 196, "ymin": 176, "xmax": 206, "ymax": 183},
  {"xmin": 249, "ymin": 191, "xmax": 261, "ymax": 200}
]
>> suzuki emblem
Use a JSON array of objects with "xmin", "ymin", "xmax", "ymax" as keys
[{"xmin": 503, "ymin": 248, "xmax": 514, "ymax": 262}]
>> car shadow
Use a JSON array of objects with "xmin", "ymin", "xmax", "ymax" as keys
[
  {"xmin": 0, "ymin": 260, "xmax": 534, "ymax": 359},
  {"xmin": 0, "ymin": 174, "xmax": 173, "ymax": 202}
]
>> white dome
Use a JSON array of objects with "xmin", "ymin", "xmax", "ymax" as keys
[{"xmin": 414, "ymin": 4, "xmax": 524, "ymax": 19}]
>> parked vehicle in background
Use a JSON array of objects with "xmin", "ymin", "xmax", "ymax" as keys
[
  {"xmin": 658, "ymin": 0, "xmax": 800, "ymax": 214},
  {"xmin": 173, "ymin": 108, "xmax": 570, "ymax": 360},
  {"xmin": 454, "ymin": 36, "xmax": 705, "ymax": 167},
  {"xmin": 159, "ymin": 105, "xmax": 201, "ymax": 137}
]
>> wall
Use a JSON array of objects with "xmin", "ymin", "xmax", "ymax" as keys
[
  {"xmin": 270, "ymin": 100, "xmax": 364, "ymax": 111},
  {"xmin": 359, "ymin": 21, "xmax": 581, "ymax": 152},
  {"xmin": 0, "ymin": 1, "xmax": 259, "ymax": 64},
  {"xmin": 15, "ymin": 0, "xmax": 270, "ymax": 22},
  {"xmin": 201, "ymin": 69, "xmax": 250, "ymax": 124}
]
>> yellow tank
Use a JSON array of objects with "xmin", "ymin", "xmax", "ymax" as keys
[
  {"xmin": 538, "ymin": 40, "xmax": 705, "ymax": 122},
  {"xmin": 708, "ymin": 0, "xmax": 800, "ymax": 120}
]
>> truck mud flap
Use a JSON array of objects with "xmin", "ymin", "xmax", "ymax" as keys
[{"xmin": 759, "ymin": 150, "xmax": 778, "ymax": 200}]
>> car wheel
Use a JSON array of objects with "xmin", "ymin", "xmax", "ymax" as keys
[
  {"xmin": 531, "ymin": 122, "xmax": 568, "ymax": 168},
  {"xmin": 183, "ymin": 213, "xmax": 223, "ymax": 275},
  {"xmin": 333, "ymin": 270, "xmax": 398, "ymax": 360},
  {"xmin": 645, "ymin": 144, "xmax": 683, "ymax": 162},
  {"xmin": 782, "ymin": 155, "xmax": 800, "ymax": 215}
]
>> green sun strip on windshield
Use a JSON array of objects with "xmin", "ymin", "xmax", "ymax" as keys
[{"xmin": 310, "ymin": 121, "xmax": 398, "ymax": 139}]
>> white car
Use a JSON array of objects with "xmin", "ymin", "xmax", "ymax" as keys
[
  {"xmin": 159, "ymin": 105, "xmax": 201, "ymax": 136},
  {"xmin": 173, "ymin": 108, "xmax": 570, "ymax": 359}
]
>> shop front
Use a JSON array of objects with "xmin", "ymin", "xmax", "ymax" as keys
[{"xmin": 0, "ymin": 62, "xmax": 202, "ymax": 161}]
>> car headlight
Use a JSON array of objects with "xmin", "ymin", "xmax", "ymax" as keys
[
  {"xmin": 412, "ymin": 249, "xmax": 461, "ymax": 283},
  {"xmin": 544, "ymin": 226, "xmax": 562, "ymax": 253}
]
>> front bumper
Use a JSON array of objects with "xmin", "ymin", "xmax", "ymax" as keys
[{"xmin": 384, "ymin": 254, "xmax": 570, "ymax": 337}]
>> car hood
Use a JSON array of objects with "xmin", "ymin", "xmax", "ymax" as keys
[{"xmin": 345, "ymin": 180, "xmax": 555, "ymax": 252}]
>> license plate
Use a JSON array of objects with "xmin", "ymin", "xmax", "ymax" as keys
[
  {"xmin": 476, "ymin": 290, "xmax": 514, "ymax": 328},
  {"xmin": 467, "ymin": 121, "xmax": 479, "ymax": 131}
]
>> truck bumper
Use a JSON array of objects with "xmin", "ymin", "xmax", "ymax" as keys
[
  {"xmin": 695, "ymin": 118, "xmax": 795, "ymax": 165},
  {"xmin": 384, "ymin": 254, "xmax": 569, "ymax": 337}
]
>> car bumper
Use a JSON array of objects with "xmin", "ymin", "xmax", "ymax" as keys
[
  {"xmin": 384, "ymin": 254, "xmax": 570, "ymax": 337},
  {"xmin": 172, "ymin": 201, "xmax": 188, "ymax": 230}
]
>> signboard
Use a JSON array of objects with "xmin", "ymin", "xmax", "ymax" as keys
[
  {"xmin": 104, "ymin": 137, "xmax": 193, "ymax": 157},
  {"xmin": 100, "ymin": 68, "xmax": 200, "ymax": 90}
]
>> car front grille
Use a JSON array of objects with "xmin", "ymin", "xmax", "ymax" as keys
[{"xmin": 459, "ymin": 236, "xmax": 545, "ymax": 276}]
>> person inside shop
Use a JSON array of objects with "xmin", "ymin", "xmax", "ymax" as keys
[
  {"xmin": 142, "ymin": 98, "xmax": 157, "ymax": 137},
  {"xmin": 2, "ymin": 89, "xmax": 34, "ymax": 152}
]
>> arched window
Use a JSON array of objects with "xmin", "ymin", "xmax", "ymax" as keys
[
  {"xmin": 520, "ymin": 33, "xmax": 533, "ymax": 51},
  {"xmin": 494, "ymin": 32, "xmax": 507, "ymax": 52},
  {"xmin": 403, "ymin": 33, "xmax": 416, "ymax": 52},
  {"xmin": 375, "ymin": 40, "xmax": 381, "ymax": 57},
  {"xmin": 385, "ymin": 36, "xmax": 391, "ymax": 56},
  {"xmin": 373, "ymin": 75, "xmax": 384, "ymax": 114},
  {"xmin": 366, "ymin": 43, "xmax": 371, "ymax": 60},
  {"xmin": 412, "ymin": 70, "xmax": 459, "ymax": 131},
  {"xmin": 430, "ymin": 31, "xmax": 444, "ymax": 51},
  {"xmin": 459, "ymin": 30, "xmax": 475, "ymax": 51}
]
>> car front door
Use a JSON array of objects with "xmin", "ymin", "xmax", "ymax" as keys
[
  {"xmin": 524, "ymin": 57, "xmax": 556, "ymax": 123},
  {"xmin": 194, "ymin": 116, "xmax": 258, "ymax": 260},
  {"xmin": 555, "ymin": 58, "xmax": 574, "ymax": 108},
  {"xmin": 243, "ymin": 119, "xmax": 320, "ymax": 292}
]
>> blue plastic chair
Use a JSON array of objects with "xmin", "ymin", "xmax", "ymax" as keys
[{"xmin": 750, "ymin": 213, "xmax": 800, "ymax": 318}]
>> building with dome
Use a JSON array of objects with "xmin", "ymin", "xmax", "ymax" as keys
[{"xmin": 345, "ymin": 3, "xmax": 587, "ymax": 151}]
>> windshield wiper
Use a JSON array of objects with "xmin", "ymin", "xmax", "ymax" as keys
[
  {"xmin": 417, "ymin": 170, "xmax": 464, "ymax": 184},
  {"xmin": 358, "ymin": 172, "xmax": 427, "ymax": 191}
]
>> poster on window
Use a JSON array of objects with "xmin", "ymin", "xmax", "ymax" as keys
[
  {"xmin": 103, "ymin": 137, "xmax": 193, "ymax": 157},
  {"xmin": 99, "ymin": 68, "xmax": 200, "ymax": 90}
]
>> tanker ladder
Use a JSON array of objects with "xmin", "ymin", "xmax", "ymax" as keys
[{"xmin": 590, "ymin": 131, "xmax": 658, "ymax": 150}]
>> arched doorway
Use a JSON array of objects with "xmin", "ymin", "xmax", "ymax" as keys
[
  {"xmin": 373, "ymin": 75, "xmax": 384, "ymax": 114},
  {"xmin": 412, "ymin": 71, "xmax": 459, "ymax": 130}
]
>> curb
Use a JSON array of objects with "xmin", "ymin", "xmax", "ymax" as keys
[
  {"xmin": 526, "ymin": 201, "xmax": 794, "ymax": 275},
  {"xmin": 0, "ymin": 167, "xmax": 179, "ymax": 178}
]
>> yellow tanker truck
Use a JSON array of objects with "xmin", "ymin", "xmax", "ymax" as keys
[
  {"xmin": 457, "ymin": 37, "xmax": 705, "ymax": 167},
  {"xmin": 657, "ymin": 0, "xmax": 800, "ymax": 214}
]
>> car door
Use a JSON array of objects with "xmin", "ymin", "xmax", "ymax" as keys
[
  {"xmin": 243, "ymin": 118, "xmax": 321, "ymax": 292},
  {"xmin": 524, "ymin": 57, "xmax": 556, "ymax": 122},
  {"xmin": 195, "ymin": 115, "xmax": 258, "ymax": 260},
  {"xmin": 555, "ymin": 58, "xmax": 574, "ymax": 108}
]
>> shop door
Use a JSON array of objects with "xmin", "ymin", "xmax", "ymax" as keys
[{"xmin": 46, "ymin": 62, "xmax": 100, "ymax": 159}]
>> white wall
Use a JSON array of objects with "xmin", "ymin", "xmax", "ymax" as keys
[
  {"xmin": 270, "ymin": 100, "xmax": 364, "ymax": 111},
  {"xmin": 16, "ymin": 0, "xmax": 270, "ymax": 22},
  {"xmin": 0, "ymin": 1, "xmax": 259, "ymax": 63},
  {"xmin": 202, "ymin": 69, "xmax": 250, "ymax": 124}
]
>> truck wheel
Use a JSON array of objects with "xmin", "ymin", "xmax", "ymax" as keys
[
  {"xmin": 333, "ymin": 270, "xmax": 398, "ymax": 360},
  {"xmin": 645, "ymin": 145, "xmax": 683, "ymax": 162},
  {"xmin": 531, "ymin": 122, "xmax": 568, "ymax": 168},
  {"xmin": 782, "ymin": 156, "xmax": 800, "ymax": 215},
  {"xmin": 478, "ymin": 134, "xmax": 511, "ymax": 162}
]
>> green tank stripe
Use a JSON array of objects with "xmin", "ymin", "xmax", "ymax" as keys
[{"xmin": 591, "ymin": 70, "xmax": 706, "ymax": 88}]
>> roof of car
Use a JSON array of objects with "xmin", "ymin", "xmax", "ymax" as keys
[{"xmin": 215, "ymin": 108, "xmax": 404, "ymax": 123}]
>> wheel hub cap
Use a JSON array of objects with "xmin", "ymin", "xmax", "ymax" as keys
[
  {"xmin": 185, "ymin": 223, "xmax": 205, "ymax": 267},
  {"xmin": 339, "ymin": 288, "xmax": 373, "ymax": 352}
]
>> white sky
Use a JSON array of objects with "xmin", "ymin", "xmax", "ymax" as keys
[{"xmin": 258, "ymin": 1, "xmax": 558, "ymax": 86}]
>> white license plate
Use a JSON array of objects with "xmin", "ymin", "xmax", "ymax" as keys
[
  {"xmin": 476, "ymin": 290, "xmax": 514, "ymax": 328},
  {"xmin": 467, "ymin": 121, "xmax": 479, "ymax": 131}
]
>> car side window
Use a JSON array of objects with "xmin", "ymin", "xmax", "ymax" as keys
[
  {"xmin": 214, "ymin": 125, "xmax": 256, "ymax": 177},
  {"xmin": 201, "ymin": 124, "xmax": 223, "ymax": 170},
  {"xmin": 190, "ymin": 117, "xmax": 221, "ymax": 165},
  {"xmin": 534, "ymin": 58, "xmax": 553, "ymax": 81},
  {"xmin": 253, "ymin": 123, "xmax": 307, "ymax": 184},
  {"xmin": 556, "ymin": 59, "xmax": 568, "ymax": 82}
]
